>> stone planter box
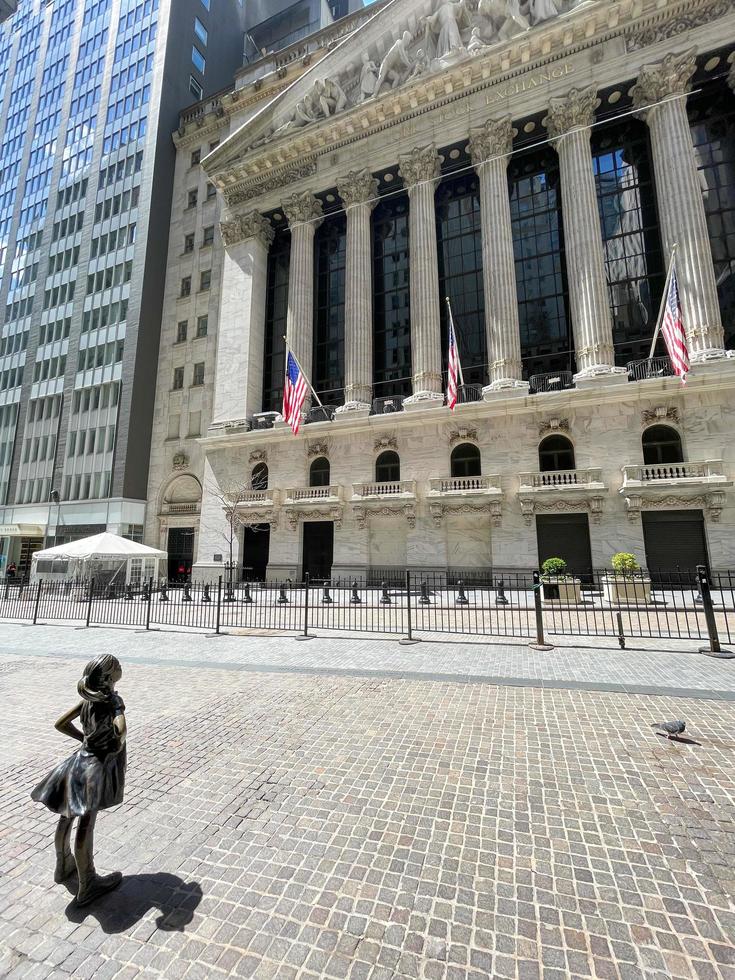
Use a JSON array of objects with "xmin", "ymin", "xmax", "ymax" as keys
[
  {"xmin": 602, "ymin": 575, "xmax": 652, "ymax": 605},
  {"xmin": 541, "ymin": 578, "xmax": 582, "ymax": 604}
]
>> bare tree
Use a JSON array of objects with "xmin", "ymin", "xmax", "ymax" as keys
[{"xmin": 204, "ymin": 464, "xmax": 269, "ymax": 593}]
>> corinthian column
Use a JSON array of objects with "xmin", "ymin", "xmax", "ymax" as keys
[
  {"xmin": 544, "ymin": 87, "xmax": 626, "ymax": 384},
  {"xmin": 729, "ymin": 52, "xmax": 735, "ymax": 93},
  {"xmin": 469, "ymin": 116, "xmax": 528, "ymax": 396},
  {"xmin": 632, "ymin": 51, "xmax": 725, "ymax": 361},
  {"xmin": 212, "ymin": 212, "xmax": 274, "ymax": 426},
  {"xmin": 282, "ymin": 191, "xmax": 323, "ymax": 401},
  {"xmin": 336, "ymin": 169, "xmax": 379, "ymax": 414},
  {"xmin": 398, "ymin": 145, "xmax": 444, "ymax": 408}
]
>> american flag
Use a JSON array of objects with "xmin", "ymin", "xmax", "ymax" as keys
[
  {"xmin": 446, "ymin": 305, "xmax": 460, "ymax": 411},
  {"xmin": 661, "ymin": 261, "xmax": 689, "ymax": 384},
  {"xmin": 283, "ymin": 349, "xmax": 308, "ymax": 434}
]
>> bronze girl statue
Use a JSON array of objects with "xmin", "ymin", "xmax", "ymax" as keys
[{"xmin": 31, "ymin": 654, "xmax": 127, "ymax": 906}]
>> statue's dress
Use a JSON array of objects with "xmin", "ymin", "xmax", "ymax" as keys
[{"xmin": 31, "ymin": 700, "xmax": 126, "ymax": 818}]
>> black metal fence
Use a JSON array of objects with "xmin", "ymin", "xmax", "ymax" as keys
[{"xmin": 1, "ymin": 568, "xmax": 733, "ymax": 651}]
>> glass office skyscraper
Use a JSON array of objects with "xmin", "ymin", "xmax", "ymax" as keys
[{"xmin": 0, "ymin": 0, "xmax": 245, "ymax": 577}]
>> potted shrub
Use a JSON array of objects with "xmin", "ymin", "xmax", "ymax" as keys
[
  {"xmin": 603, "ymin": 552, "xmax": 652, "ymax": 604},
  {"xmin": 541, "ymin": 557, "xmax": 582, "ymax": 604}
]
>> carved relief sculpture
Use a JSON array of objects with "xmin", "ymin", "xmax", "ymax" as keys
[
  {"xmin": 374, "ymin": 31, "xmax": 414, "ymax": 97},
  {"xmin": 359, "ymin": 52, "xmax": 379, "ymax": 101},
  {"xmin": 422, "ymin": 0, "xmax": 472, "ymax": 62},
  {"xmin": 529, "ymin": 0, "xmax": 559, "ymax": 24}
]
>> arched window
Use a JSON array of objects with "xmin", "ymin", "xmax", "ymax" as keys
[
  {"xmin": 450, "ymin": 443, "xmax": 481, "ymax": 478},
  {"xmin": 642, "ymin": 425, "xmax": 683, "ymax": 465},
  {"xmin": 309, "ymin": 457, "xmax": 330, "ymax": 487},
  {"xmin": 251, "ymin": 463, "xmax": 268, "ymax": 490},
  {"xmin": 538, "ymin": 435, "xmax": 575, "ymax": 472},
  {"xmin": 375, "ymin": 451, "xmax": 400, "ymax": 483}
]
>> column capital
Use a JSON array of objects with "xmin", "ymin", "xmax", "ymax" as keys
[
  {"xmin": 282, "ymin": 191, "xmax": 323, "ymax": 228},
  {"xmin": 728, "ymin": 51, "xmax": 735, "ymax": 94},
  {"xmin": 543, "ymin": 86, "xmax": 599, "ymax": 140},
  {"xmin": 220, "ymin": 211, "xmax": 274, "ymax": 249},
  {"xmin": 469, "ymin": 116, "xmax": 513, "ymax": 167},
  {"xmin": 398, "ymin": 144, "xmax": 441, "ymax": 189},
  {"xmin": 337, "ymin": 169, "xmax": 379, "ymax": 210},
  {"xmin": 631, "ymin": 50, "xmax": 697, "ymax": 114}
]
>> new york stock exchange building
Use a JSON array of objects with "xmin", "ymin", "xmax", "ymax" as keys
[{"xmin": 182, "ymin": 0, "xmax": 735, "ymax": 584}]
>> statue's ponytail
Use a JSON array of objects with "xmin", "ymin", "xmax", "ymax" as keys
[{"xmin": 77, "ymin": 654, "xmax": 121, "ymax": 702}]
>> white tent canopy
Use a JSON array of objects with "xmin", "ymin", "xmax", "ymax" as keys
[{"xmin": 31, "ymin": 532, "xmax": 166, "ymax": 587}]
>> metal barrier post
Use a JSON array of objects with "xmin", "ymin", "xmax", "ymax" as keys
[
  {"xmin": 32, "ymin": 580, "xmax": 42, "ymax": 625},
  {"xmin": 145, "ymin": 577, "xmax": 153, "ymax": 630},
  {"xmin": 297, "ymin": 573, "xmax": 313, "ymax": 640},
  {"xmin": 698, "ymin": 566, "xmax": 734, "ymax": 658},
  {"xmin": 86, "ymin": 579, "xmax": 94, "ymax": 628},
  {"xmin": 530, "ymin": 571, "xmax": 553, "ymax": 651},
  {"xmin": 401, "ymin": 570, "xmax": 418, "ymax": 644},
  {"xmin": 215, "ymin": 577, "xmax": 222, "ymax": 635}
]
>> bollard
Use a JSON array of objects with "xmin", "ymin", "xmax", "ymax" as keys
[
  {"xmin": 456, "ymin": 580, "xmax": 469, "ymax": 606},
  {"xmin": 85, "ymin": 579, "xmax": 95, "ymax": 628},
  {"xmin": 401, "ymin": 569, "xmax": 416, "ymax": 644},
  {"xmin": 277, "ymin": 585, "xmax": 289, "ymax": 604},
  {"xmin": 529, "ymin": 570, "xmax": 553, "ymax": 651},
  {"xmin": 202, "ymin": 584, "xmax": 211, "ymax": 603},
  {"xmin": 616, "ymin": 611, "xmax": 626, "ymax": 650},
  {"xmin": 159, "ymin": 584, "xmax": 169, "ymax": 603},
  {"xmin": 215, "ymin": 577, "xmax": 222, "ymax": 634},
  {"xmin": 350, "ymin": 580, "xmax": 362, "ymax": 604},
  {"xmin": 380, "ymin": 581, "xmax": 392, "ymax": 605},
  {"xmin": 495, "ymin": 577, "xmax": 509, "ymax": 606},
  {"xmin": 145, "ymin": 578, "xmax": 153, "ymax": 630},
  {"xmin": 322, "ymin": 585, "xmax": 333, "ymax": 604},
  {"xmin": 419, "ymin": 581, "xmax": 431, "ymax": 605},
  {"xmin": 32, "ymin": 580, "xmax": 43, "ymax": 625},
  {"xmin": 140, "ymin": 583, "xmax": 149, "ymax": 603},
  {"xmin": 124, "ymin": 585, "xmax": 134, "ymax": 601},
  {"xmin": 697, "ymin": 565, "xmax": 734, "ymax": 658},
  {"xmin": 105, "ymin": 583, "xmax": 115, "ymax": 601},
  {"xmin": 182, "ymin": 583, "xmax": 193, "ymax": 603},
  {"xmin": 242, "ymin": 583, "xmax": 253, "ymax": 603},
  {"xmin": 224, "ymin": 581, "xmax": 236, "ymax": 603}
]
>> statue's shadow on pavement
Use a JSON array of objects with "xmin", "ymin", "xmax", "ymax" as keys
[{"xmin": 63, "ymin": 872, "xmax": 203, "ymax": 933}]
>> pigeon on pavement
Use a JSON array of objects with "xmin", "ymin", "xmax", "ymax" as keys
[{"xmin": 651, "ymin": 720, "xmax": 686, "ymax": 739}]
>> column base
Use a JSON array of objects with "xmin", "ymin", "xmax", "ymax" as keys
[
  {"xmin": 403, "ymin": 391, "xmax": 445, "ymax": 412},
  {"xmin": 191, "ymin": 562, "xmax": 226, "ymax": 584},
  {"xmin": 573, "ymin": 366, "xmax": 628, "ymax": 388},
  {"xmin": 335, "ymin": 401, "xmax": 371, "ymax": 420},
  {"xmin": 482, "ymin": 380, "xmax": 530, "ymax": 399},
  {"xmin": 691, "ymin": 348, "xmax": 727, "ymax": 364}
]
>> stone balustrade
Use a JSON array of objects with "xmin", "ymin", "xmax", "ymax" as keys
[
  {"xmin": 234, "ymin": 489, "xmax": 278, "ymax": 507},
  {"xmin": 352, "ymin": 480, "xmax": 416, "ymax": 499},
  {"xmin": 519, "ymin": 468, "xmax": 604, "ymax": 490},
  {"xmin": 283, "ymin": 485, "xmax": 342, "ymax": 503},
  {"xmin": 428, "ymin": 476, "xmax": 502, "ymax": 496},
  {"xmin": 622, "ymin": 461, "xmax": 728, "ymax": 487}
]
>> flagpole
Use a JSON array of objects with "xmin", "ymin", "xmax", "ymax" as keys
[
  {"xmin": 648, "ymin": 243, "xmax": 678, "ymax": 360},
  {"xmin": 445, "ymin": 298, "xmax": 465, "ymax": 387},
  {"xmin": 283, "ymin": 335, "xmax": 324, "ymax": 408}
]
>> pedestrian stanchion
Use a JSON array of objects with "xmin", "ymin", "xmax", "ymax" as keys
[
  {"xmin": 202, "ymin": 584, "xmax": 211, "ymax": 603},
  {"xmin": 159, "ymin": 584, "xmax": 169, "ymax": 603},
  {"xmin": 350, "ymin": 580, "xmax": 362, "ymax": 604},
  {"xmin": 697, "ymin": 565, "xmax": 734, "ymax": 658},
  {"xmin": 380, "ymin": 582, "xmax": 392, "ymax": 605},
  {"xmin": 182, "ymin": 583, "xmax": 193, "ymax": 603},
  {"xmin": 277, "ymin": 585, "xmax": 289, "ymax": 604},
  {"xmin": 456, "ymin": 580, "xmax": 469, "ymax": 606},
  {"xmin": 242, "ymin": 583, "xmax": 253, "ymax": 603},
  {"xmin": 529, "ymin": 571, "xmax": 553, "ymax": 651},
  {"xmin": 124, "ymin": 585, "xmax": 133, "ymax": 601},
  {"xmin": 322, "ymin": 585, "xmax": 333, "ymax": 604},
  {"xmin": 495, "ymin": 577, "xmax": 509, "ymax": 606},
  {"xmin": 419, "ymin": 581, "xmax": 430, "ymax": 605}
]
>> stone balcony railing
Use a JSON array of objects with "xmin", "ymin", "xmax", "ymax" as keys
[
  {"xmin": 519, "ymin": 468, "xmax": 604, "ymax": 491},
  {"xmin": 352, "ymin": 480, "xmax": 416, "ymax": 500},
  {"xmin": 163, "ymin": 502, "xmax": 200, "ymax": 515},
  {"xmin": 234, "ymin": 489, "xmax": 278, "ymax": 507},
  {"xmin": 428, "ymin": 475, "xmax": 502, "ymax": 498},
  {"xmin": 283, "ymin": 485, "xmax": 342, "ymax": 504},
  {"xmin": 621, "ymin": 460, "xmax": 729, "ymax": 488}
]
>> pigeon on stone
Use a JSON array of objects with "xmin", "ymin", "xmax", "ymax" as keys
[{"xmin": 651, "ymin": 720, "xmax": 686, "ymax": 739}]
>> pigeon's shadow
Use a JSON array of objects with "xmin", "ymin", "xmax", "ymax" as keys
[
  {"xmin": 63, "ymin": 872, "xmax": 203, "ymax": 934},
  {"xmin": 654, "ymin": 733, "xmax": 702, "ymax": 746}
]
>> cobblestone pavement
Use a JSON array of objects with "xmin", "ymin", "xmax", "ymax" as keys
[{"xmin": 1, "ymin": 634, "xmax": 735, "ymax": 979}]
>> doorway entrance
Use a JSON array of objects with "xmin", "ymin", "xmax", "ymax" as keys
[
  {"xmin": 242, "ymin": 524, "xmax": 270, "ymax": 581},
  {"xmin": 167, "ymin": 527, "xmax": 194, "ymax": 582},
  {"xmin": 536, "ymin": 513, "xmax": 593, "ymax": 582},
  {"xmin": 642, "ymin": 510, "xmax": 709, "ymax": 583},
  {"xmin": 302, "ymin": 522, "xmax": 334, "ymax": 581}
]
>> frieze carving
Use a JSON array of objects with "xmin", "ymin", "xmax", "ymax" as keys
[
  {"xmin": 337, "ymin": 170, "xmax": 379, "ymax": 210},
  {"xmin": 468, "ymin": 115, "xmax": 513, "ymax": 166},
  {"xmin": 172, "ymin": 452, "xmax": 189, "ymax": 471},
  {"xmin": 627, "ymin": 3, "xmax": 732, "ymax": 52},
  {"xmin": 538, "ymin": 418, "xmax": 570, "ymax": 437},
  {"xmin": 520, "ymin": 496, "xmax": 604, "ymax": 526},
  {"xmin": 624, "ymin": 492, "xmax": 725, "ymax": 523},
  {"xmin": 240, "ymin": 513, "xmax": 279, "ymax": 529},
  {"xmin": 631, "ymin": 50, "xmax": 697, "ymax": 113},
  {"xmin": 287, "ymin": 507, "xmax": 343, "ymax": 530},
  {"xmin": 307, "ymin": 441, "xmax": 329, "ymax": 458},
  {"xmin": 449, "ymin": 427, "xmax": 478, "ymax": 446},
  {"xmin": 398, "ymin": 145, "xmax": 441, "ymax": 188},
  {"xmin": 374, "ymin": 436, "xmax": 398, "ymax": 453},
  {"xmin": 224, "ymin": 161, "xmax": 317, "ymax": 207},
  {"xmin": 248, "ymin": 449, "xmax": 267, "ymax": 464},
  {"xmin": 220, "ymin": 211, "xmax": 274, "ymax": 249},
  {"xmin": 270, "ymin": 77, "xmax": 350, "ymax": 139},
  {"xmin": 544, "ymin": 85, "xmax": 600, "ymax": 139},
  {"xmin": 282, "ymin": 191, "xmax": 324, "ymax": 227},
  {"xmin": 641, "ymin": 407, "xmax": 680, "ymax": 426},
  {"xmin": 430, "ymin": 501, "xmax": 503, "ymax": 528},
  {"xmin": 353, "ymin": 504, "xmax": 416, "ymax": 530}
]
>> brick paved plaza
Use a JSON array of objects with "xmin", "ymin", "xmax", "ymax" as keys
[{"xmin": 1, "ymin": 626, "xmax": 735, "ymax": 979}]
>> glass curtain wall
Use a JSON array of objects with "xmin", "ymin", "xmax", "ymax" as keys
[
  {"xmin": 313, "ymin": 214, "xmax": 346, "ymax": 404},
  {"xmin": 372, "ymin": 194, "xmax": 411, "ymax": 398},
  {"xmin": 262, "ymin": 230, "xmax": 291, "ymax": 413}
]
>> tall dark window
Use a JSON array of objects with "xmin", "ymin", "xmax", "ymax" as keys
[
  {"xmin": 313, "ymin": 215, "xmax": 346, "ymax": 403},
  {"xmin": 642, "ymin": 425, "xmax": 683, "ymax": 465},
  {"xmin": 538, "ymin": 435, "xmax": 575, "ymax": 472},
  {"xmin": 375, "ymin": 451, "xmax": 400, "ymax": 483},
  {"xmin": 372, "ymin": 195, "xmax": 411, "ymax": 397},
  {"xmin": 450, "ymin": 443, "xmax": 481, "ymax": 478},
  {"xmin": 309, "ymin": 457, "xmax": 330, "ymax": 487},
  {"xmin": 262, "ymin": 230, "xmax": 290, "ymax": 412},
  {"xmin": 689, "ymin": 87, "xmax": 735, "ymax": 350},
  {"xmin": 436, "ymin": 173, "xmax": 487, "ymax": 387},
  {"xmin": 509, "ymin": 149, "xmax": 572, "ymax": 378},
  {"xmin": 593, "ymin": 120, "xmax": 664, "ymax": 365}
]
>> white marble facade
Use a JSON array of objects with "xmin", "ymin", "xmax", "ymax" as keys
[{"xmin": 148, "ymin": 0, "xmax": 735, "ymax": 580}]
